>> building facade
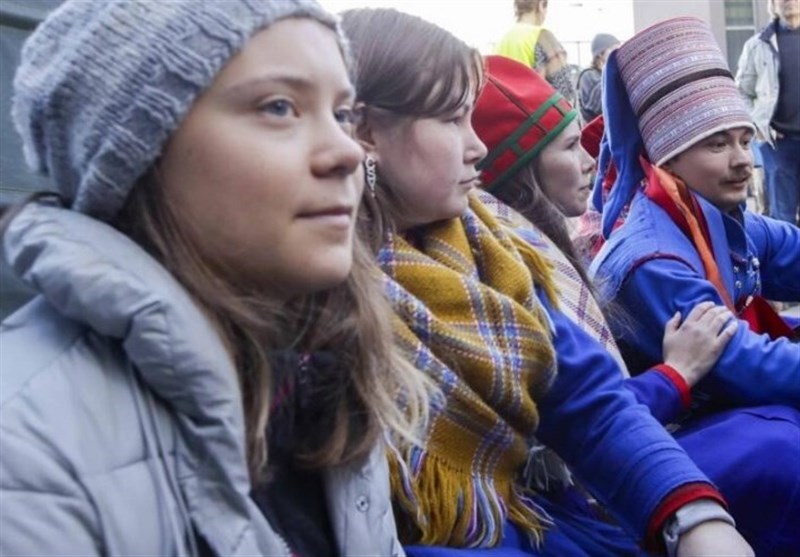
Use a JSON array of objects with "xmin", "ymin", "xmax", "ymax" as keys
[{"xmin": 632, "ymin": 0, "xmax": 772, "ymax": 73}]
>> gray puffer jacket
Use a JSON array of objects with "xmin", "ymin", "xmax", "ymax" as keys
[
  {"xmin": 0, "ymin": 204, "xmax": 404, "ymax": 557},
  {"xmin": 736, "ymin": 19, "xmax": 782, "ymax": 145}
]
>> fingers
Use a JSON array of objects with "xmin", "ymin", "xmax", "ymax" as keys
[
  {"xmin": 680, "ymin": 302, "xmax": 735, "ymax": 336},
  {"xmin": 705, "ymin": 306, "xmax": 736, "ymax": 335},
  {"xmin": 718, "ymin": 317, "xmax": 739, "ymax": 340}
]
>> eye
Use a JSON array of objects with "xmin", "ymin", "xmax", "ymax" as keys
[
  {"xmin": 258, "ymin": 98, "xmax": 295, "ymax": 117},
  {"xmin": 443, "ymin": 110, "xmax": 467, "ymax": 124},
  {"xmin": 334, "ymin": 104, "xmax": 363, "ymax": 128}
]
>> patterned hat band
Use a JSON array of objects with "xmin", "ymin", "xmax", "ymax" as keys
[
  {"xmin": 478, "ymin": 92, "xmax": 577, "ymax": 190},
  {"xmin": 635, "ymin": 67, "xmax": 733, "ymax": 119},
  {"xmin": 472, "ymin": 56, "xmax": 580, "ymax": 192}
]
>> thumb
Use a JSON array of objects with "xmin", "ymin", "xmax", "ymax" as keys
[{"xmin": 665, "ymin": 311, "xmax": 681, "ymax": 333}]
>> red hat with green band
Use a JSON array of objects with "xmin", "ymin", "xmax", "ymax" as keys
[{"xmin": 473, "ymin": 55, "xmax": 578, "ymax": 192}]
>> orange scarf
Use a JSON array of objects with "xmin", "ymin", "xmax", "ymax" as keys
[
  {"xmin": 643, "ymin": 161, "xmax": 735, "ymax": 310},
  {"xmin": 643, "ymin": 159, "xmax": 794, "ymax": 340}
]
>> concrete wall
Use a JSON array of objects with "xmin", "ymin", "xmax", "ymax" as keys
[{"xmin": 632, "ymin": 0, "xmax": 728, "ymax": 58}]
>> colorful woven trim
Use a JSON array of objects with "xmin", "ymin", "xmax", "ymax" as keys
[
  {"xmin": 614, "ymin": 17, "xmax": 754, "ymax": 165},
  {"xmin": 478, "ymin": 91, "xmax": 578, "ymax": 191}
]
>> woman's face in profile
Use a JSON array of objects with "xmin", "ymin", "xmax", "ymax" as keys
[
  {"xmin": 535, "ymin": 120, "xmax": 596, "ymax": 218},
  {"xmin": 158, "ymin": 18, "xmax": 364, "ymax": 299}
]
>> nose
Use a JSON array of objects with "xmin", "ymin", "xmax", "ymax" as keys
[
  {"xmin": 311, "ymin": 118, "xmax": 365, "ymax": 179},
  {"xmin": 731, "ymin": 142, "xmax": 753, "ymax": 169},
  {"xmin": 465, "ymin": 123, "xmax": 488, "ymax": 167},
  {"xmin": 579, "ymin": 144, "xmax": 596, "ymax": 174}
]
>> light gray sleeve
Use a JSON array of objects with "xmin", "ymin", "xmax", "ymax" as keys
[
  {"xmin": 579, "ymin": 70, "xmax": 603, "ymax": 118},
  {"xmin": 0, "ymin": 426, "xmax": 101, "ymax": 556},
  {"xmin": 735, "ymin": 37, "xmax": 758, "ymax": 110}
]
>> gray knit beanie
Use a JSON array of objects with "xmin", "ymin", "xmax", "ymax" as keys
[
  {"xmin": 12, "ymin": 0, "xmax": 344, "ymax": 221},
  {"xmin": 590, "ymin": 33, "xmax": 619, "ymax": 59}
]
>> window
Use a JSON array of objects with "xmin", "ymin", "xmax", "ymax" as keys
[{"xmin": 724, "ymin": 0, "xmax": 758, "ymax": 73}]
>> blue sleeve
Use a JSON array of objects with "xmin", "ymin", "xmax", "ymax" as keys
[
  {"xmin": 624, "ymin": 372, "xmax": 685, "ymax": 425},
  {"xmin": 745, "ymin": 213, "xmax": 800, "ymax": 301},
  {"xmin": 535, "ymin": 295, "xmax": 713, "ymax": 538},
  {"xmin": 619, "ymin": 258, "xmax": 800, "ymax": 407}
]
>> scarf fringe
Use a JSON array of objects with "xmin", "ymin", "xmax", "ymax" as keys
[
  {"xmin": 388, "ymin": 447, "xmax": 550, "ymax": 548},
  {"xmin": 523, "ymin": 442, "xmax": 573, "ymax": 492}
]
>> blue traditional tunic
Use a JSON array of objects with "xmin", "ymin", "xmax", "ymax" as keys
[
  {"xmin": 590, "ymin": 192, "xmax": 800, "ymax": 556},
  {"xmin": 591, "ymin": 192, "xmax": 800, "ymax": 407}
]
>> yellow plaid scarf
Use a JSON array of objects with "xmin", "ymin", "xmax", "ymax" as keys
[
  {"xmin": 475, "ymin": 190, "xmax": 629, "ymax": 376},
  {"xmin": 380, "ymin": 195, "xmax": 559, "ymax": 548}
]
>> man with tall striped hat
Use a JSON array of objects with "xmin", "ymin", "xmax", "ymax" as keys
[{"xmin": 589, "ymin": 18, "xmax": 800, "ymax": 556}]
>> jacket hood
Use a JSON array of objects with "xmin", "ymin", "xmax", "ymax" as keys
[{"xmin": 2, "ymin": 202, "xmax": 266, "ymax": 554}]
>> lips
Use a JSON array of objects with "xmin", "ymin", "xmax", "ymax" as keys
[
  {"xmin": 297, "ymin": 205, "xmax": 354, "ymax": 218},
  {"xmin": 723, "ymin": 175, "xmax": 751, "ymax": 187}
]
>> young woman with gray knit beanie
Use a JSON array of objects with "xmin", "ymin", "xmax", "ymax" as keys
[{"xmin": 0, "ymin": 1, "xmax": 431, "ymax": 555}]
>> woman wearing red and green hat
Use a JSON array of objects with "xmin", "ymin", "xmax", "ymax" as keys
[{"xmin": 473, "ymin": 54, "xmax": 737, "ymax": 422}]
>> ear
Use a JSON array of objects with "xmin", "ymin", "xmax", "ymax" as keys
[{"xmin": 355, "ymin": 114, "xmax": 378, "ymax": 156}]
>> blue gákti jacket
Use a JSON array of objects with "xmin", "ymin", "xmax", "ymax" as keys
[
  {"xmin": 590, "ymin": 190, "xmax": 800, "ymax": 408},
  {"xmin": 532, "ymin": 290, "xmax": 721, "ymax": 543},
  {"xmin": 512, "ymin": 225, "xmax": 692, "ymax": 426}
]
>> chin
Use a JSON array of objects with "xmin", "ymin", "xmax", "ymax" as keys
[
  {"xmin": 564, "ymin": 205, "xmax": 587, "ymax": 218},
  {"xmin": 308, "ymin": 253, "xmax": 354, "ymax": 291},
  {"xmin": 447, "ymin": 196, "xmax": 471, "ymax": 220}
]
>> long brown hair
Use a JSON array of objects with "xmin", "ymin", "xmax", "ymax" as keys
[
  {"xmin": 492, "ymin": 163, "xmax": 595, "ymax": 291},
  {"xmin": 341, "ymin": 8, "xmax": 484, "ymax": 246},
  {"xmin": 113, "ymin": 171, "xmax": 430, "ymax": 481}
]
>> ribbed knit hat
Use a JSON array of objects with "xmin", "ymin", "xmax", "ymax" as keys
[
  {"xmin": 13, "ymin": 0, "xmax": 342, "ymax": 221},
  {"xmin": 615, "ymin": 17, "xmax": 754, "ymax": 166},
  {"xmin": 473, "ymin": 55, "xmax": 578, "ymax": 191},
  {"xmin": 591, "ymin": 33, "xmax": 619, "ymax": 60}
]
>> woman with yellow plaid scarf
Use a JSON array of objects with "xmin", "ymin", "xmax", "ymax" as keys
[{"xmin": 341, "ymin": 8, "xmax": 754, "ymax": 557}]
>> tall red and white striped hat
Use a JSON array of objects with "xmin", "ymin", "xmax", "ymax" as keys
[{"xmin": 615, "ymin": 17, "xmax": 754, "ymax": 166}]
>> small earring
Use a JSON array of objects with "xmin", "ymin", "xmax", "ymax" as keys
[{"xmin": 364, "ymin": 154, "xmax": 377, "ymax": 199}]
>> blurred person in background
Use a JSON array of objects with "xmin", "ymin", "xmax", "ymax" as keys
[
  {"xmin": 737, "ymin": 0, "xmax": 800, "ymax": 226},
  {"xmin": 495, "ymin": 0, "xmax": 576, "ymax": 104},
  {"xmin": 577, "ymin": 33, "xmax": 619, "ymax": 124}
]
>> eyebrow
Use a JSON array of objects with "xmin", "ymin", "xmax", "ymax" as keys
[
  {"xmin": 222, "ymin": 74, "xmax": 355, "ymax": 101},
  {"xmin": 705, "ymin": 130, "xmax": 753, "ymax": 142}
]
